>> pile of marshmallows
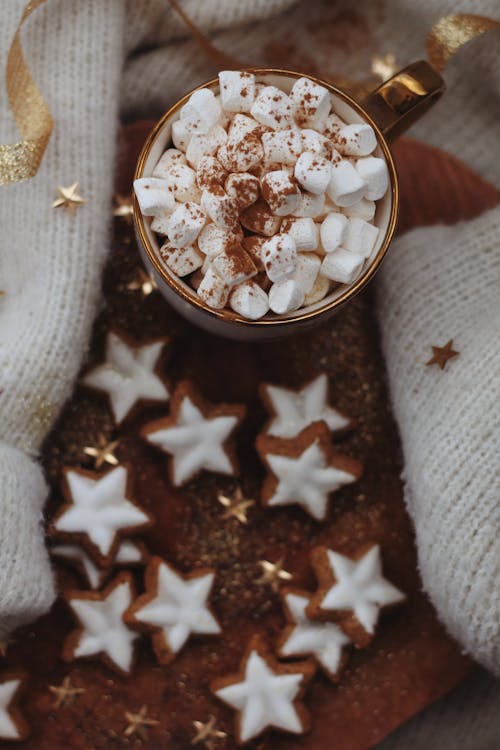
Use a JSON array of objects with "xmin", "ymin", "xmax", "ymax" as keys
[{"xmin": 134, "ymin": 71, "xmax": 389, "ymax": 320}]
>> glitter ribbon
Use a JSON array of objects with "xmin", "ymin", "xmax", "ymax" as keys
[
  {"xmin": 0, "ymin": 0, "xmax": 53, "ymax": 186},
  {"xmin": 0, "ymin": 5, "xmax": 498, "ymax": 186}
]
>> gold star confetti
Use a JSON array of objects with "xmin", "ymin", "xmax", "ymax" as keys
[
  {"xmin": 371, "ymin": 52, "xmax": 399, "ymax": 81},
  {"xmin": 124, "ymin": 706, "xmax": 159, "ymax": 740},
  {"xmin": 126, "ymin": 268, "xmax": 158, "ymax": 297},
  {"xmin": 192, "ymin": 716, "xmax": 227, "ymax": 749},
  {"xmin": 218, "ymin": 487, "xmax": 254, "ymax": 524},
  {"xmin": 49, "ymin": 676, "xmax": 86, "ymax": 709},
  {"xmin": 256, "ymin": 558, "xmax": 292, "ymax": 592},
  {"xmin": 83, "ymin": 434, "xmax": 119, "ymax": 469},
  {"xmin": 52, "ymin": 182, "xmax": 86, "ymax": 214},
  {"xmin": 113, "ymin": 193, "xmax": 134, "ymax": 225},
  {"xmin": 426, "ymin": 339, "xmax": 460, "ymax": 370}
]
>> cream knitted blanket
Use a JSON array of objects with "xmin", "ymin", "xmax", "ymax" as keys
[{"xmin": 0, "ymin": 0, "xmax": 498, "ymax": 697}]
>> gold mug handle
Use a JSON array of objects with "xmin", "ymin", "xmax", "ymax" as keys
[{"xmin": 362, "ymin": 60, "xmax": 446, "ymax": 142}]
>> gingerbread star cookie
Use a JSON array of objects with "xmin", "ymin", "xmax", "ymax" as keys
[
  {"xmin": 211, "ymin": 636, "xmax": 314, "ymax": 745},
  {"xmin": 142, "ymin": 381, "xmax": 246, "ymax": 486},
  {"xmin": 307, "ymin": 544, "xmax": 406, "ymax": 647},
  {"xmin": 82, "ymin": 330, "xmax": 169, "ymax": 423},
  {"xmin": 125, "ymin": 556, "xmax": 221, "ymax": 664},
  {"xmin": 0, "ymin": 676, "xmax": 29, "ymax": 741},
  {"xmin": 52, "ymin": 465, "xmax": 152, "ymax": 566},
  {"xmin": 260, "ymin": 373, "xmax": 352, "ymax": 438},
  {"xmin": 257, "ymin": 422, "xmax": 362, "ymax": 520},
  {"xmin": 277, "ymin": 589, "xmax": 351, "ymax": 681},
  {"xmin": 52, "ymin": 539, "xmax": 147, "ymax": 589},
  {"xmin": 63, "ymin": 572, "xmax": 139, "ymax": 675}
]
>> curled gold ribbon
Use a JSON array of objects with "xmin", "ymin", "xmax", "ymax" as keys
[
  {"xmin": 427, "ymin": 13, "xmax": 500, "ymax": 72},
  {"xmin": 0, "ymin": 0, "xmax": 52, "ymax": 186}
]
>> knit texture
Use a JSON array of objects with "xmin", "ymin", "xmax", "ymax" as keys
[{"xmin": 0, "ymin": 0, "xmax": 498, "ymax": 718}]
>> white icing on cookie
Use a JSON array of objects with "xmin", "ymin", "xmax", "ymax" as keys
[
  {"xmin": 280, "ymin": 592, "xmax": 350, "ymax": 676},
  {"xmin": 215, "ymin": 649, "xmax": 306, "ymax": 742},
  {"xmin": 68, "ymin": 577, "xmax": 138, "ymax": 673},
  {"xmin": 55, "ymin": 466, "xmax": 150, "ymax": 559},
  {"xmin": 266, "ymin": 440, "xmax": 357, "ymax": 520},
  {"xmin": 133, "ymin": 562, "xmax": 221, "ymax": 654},
  {"xmin": 83, "ymin": 332, "xmax": 169, "ymax": 423},
  {"xmin": 319, "ymin": 546, "xmax": 405, "ymax": 634},
  {"xmin": 0, "ymin": 679, "xmax": 22, "ymax": 739},
  {"xmin": 145, "ymin": 395, "xmax": 239, "ymax": 485},
  {"xmin": 52, "ymin": 540, "xmax": 144, "ymax": 589},
  {"xmin": 263, "ymin": 374, "xmax": 350, "ymax": 438}
]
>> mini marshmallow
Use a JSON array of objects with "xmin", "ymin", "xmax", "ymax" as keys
[
  {"xmin": 167, "ymin": 201, "xmax": 206, "ymax": 248},
  {"xmin": 342, "ymin": 197, "xmax": 376, "ymax": 221},
  {"xmin": 335, "ymin": 123, "xmax": 377, "ymax": 156},
  {"xmin": 240, "ymin": 200, "xmax": 282, "ymax": 236},
  {"xmin": 250, "ymin": 86, "xmax": 295, "ymax": 130},
  {"xmin": 224, "ymin": 172, "xmax": 260, "ymax": 208},
  {"xmin": 304, "ymin": 273, "xmax": 330, "ymax": 305},
  {"xmin": 300, "ymin": 129, "xmax": 332, "ymax": 158},
  {"xmin": 280, "ymin": 217, "xmax": 318, "ymax": 251},
  {"xmin": 291, "ymin": 190, "xmax": 325, "ymax": 219},
  {"xmin": 219, "ymin": 70, "xmax": 256, "ymax": 112},
  {"xmin": 151, "ymin": 212, "xmax": 172, "ymax": 235},
  {"xmin": 262, "ymin": 129, "xmax": 303, "ymax": 165},
  {"xmin": 321, "ymin": 248, "xmax": 364, "ymax": 284},
  {"xmin": 269, "ymin": 278, "xmax": 304, "ymax": 314},
  {"xmin": 211, "ymin": 245, "xmax": 257, "ymax": 286},
  {"xmin": 294, "ymin": 152, "xmax": 332, "ymax": 195},
  {"xmin": 321, "ymin": 112, "xmax": 345, "ymax": 139},
  {"xmin": 320, "ymin": 212, "xmax": 348, "ymax": 252},
  {"xmin": 133, "ymin": 177, "xmax": 175, "ymax": 216},
  {"xmin": 180, "ymin": 88, "xmax": 222, "ymax": 134},
  {"xmin": 218, "ymin": 131, "xmax": 264, "ymax": 173},
  {"xmin": 197, "ymin": 267, "xmax": 231, "ymax": 309},
  {"xmin": 186, "ymin": 125, "xmax": 227, "ymax": 168},
  {"xmin": 229, "ymin": 280, "xmax": 269, "ymax": 320},
  {"xmin": 261, "ymin": 170, "xmax": 300, "ymax": 216},
  {"xmin": 171, "ymin": 118, "xmax": 192, "ymax": 152},
  {"xmin": 355, "ymin": 156, "xmax": 389, "ymax": 200},
  {"xmin": 343, "ymin": 217, "xmax": 379, "ymax": 258},
  {"xmin": 227, "ymin": 113, "xmax": 261, "ymax": 140},
  {"xmin": 153, "ymin": 148, "xmax": 187, "ymax": 178},
  {"xmin": 164, "ymin": 163, "xmax": 200, "ymax": 203},
  {"xmin": 197, "ymin": 222, "xmax": 242, "ymax": 257},
  {"xmin": 159, "ymin": 242, "xmax": 204, "ymax": 277},
  {"xmin": 292, "ymin": 253, "xmax": 321, "ymax": 295},
  {"xmin": 290, "ymin": 77, "xmax": 330, "ymax": 128},
  {"xmin": 261, "ymin": 233, "xmax": 297, "ymax": 283},
  {"xmin": 201, "ymin": 186, "xmax": 239, "ymax": 230},
  {"xmin": 327, "ymin": 152, "xmax": 366, "ymax": 207},
  {"xmin": 242, "ymin": 235, "xmax": 266, "ymax": 271},
  {"xmin": 196, "ymin": 156, "xmax": 228, "ymax": 191}
]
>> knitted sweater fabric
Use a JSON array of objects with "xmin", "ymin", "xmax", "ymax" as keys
[{"xmin": 0, "ymin": 0, "xmax": 498, "ymax": 707}]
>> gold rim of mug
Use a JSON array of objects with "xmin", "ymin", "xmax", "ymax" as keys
[{"xmin": 133, "ymin": 68, "xmax": 399, "ymax": 328}]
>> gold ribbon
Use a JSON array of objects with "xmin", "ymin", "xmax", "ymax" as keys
[
  {"xmin": 0, "ymin": 4, "xmax": 498, "ymax": 186},
  {"xmin": 427, "ymin": 13, "xmax": 500, "ymax": 73},
  {"xmin": 0, "ymin": 0, "xmax": 53, "ymax": 186}
]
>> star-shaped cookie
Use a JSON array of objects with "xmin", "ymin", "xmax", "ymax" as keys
[
  {"xmin": 277, "ymin": 589, "xmax": 350, "ymax": 681},
  {"xmin": 307, "ymin": 544, "xmax": 406, "ymax": 647},
  {"xmin": 52, "ymin": 465, "xmax": 152, "ymax": 566},
  {"xmin": 82, "ymin": 331, "xmax": 169, "ymax": 424},
  {"xmin": 142, "ymin": 381, "xmax": 246, "ymax": 486},
  {"xmin": 260, "ymin": 373, "xmax": 352, "ymax": 438},
  {"xmin": 211, "ymin": 636, "xmax": 314, "ymax": 744},
  {"xmin": 125, "ymin": 556, "xmax": 221, "ymax": 664},
  {"xmin": 63, "ymin": 572, "xmax": 139, "ymax": 675},
  {"xmin": 0, "ymin": 676, "xmax": 29, "ymax": 741},
  {"xmin": 257, "ymin": 422, "xmax": 362, "ymax": 520}
]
